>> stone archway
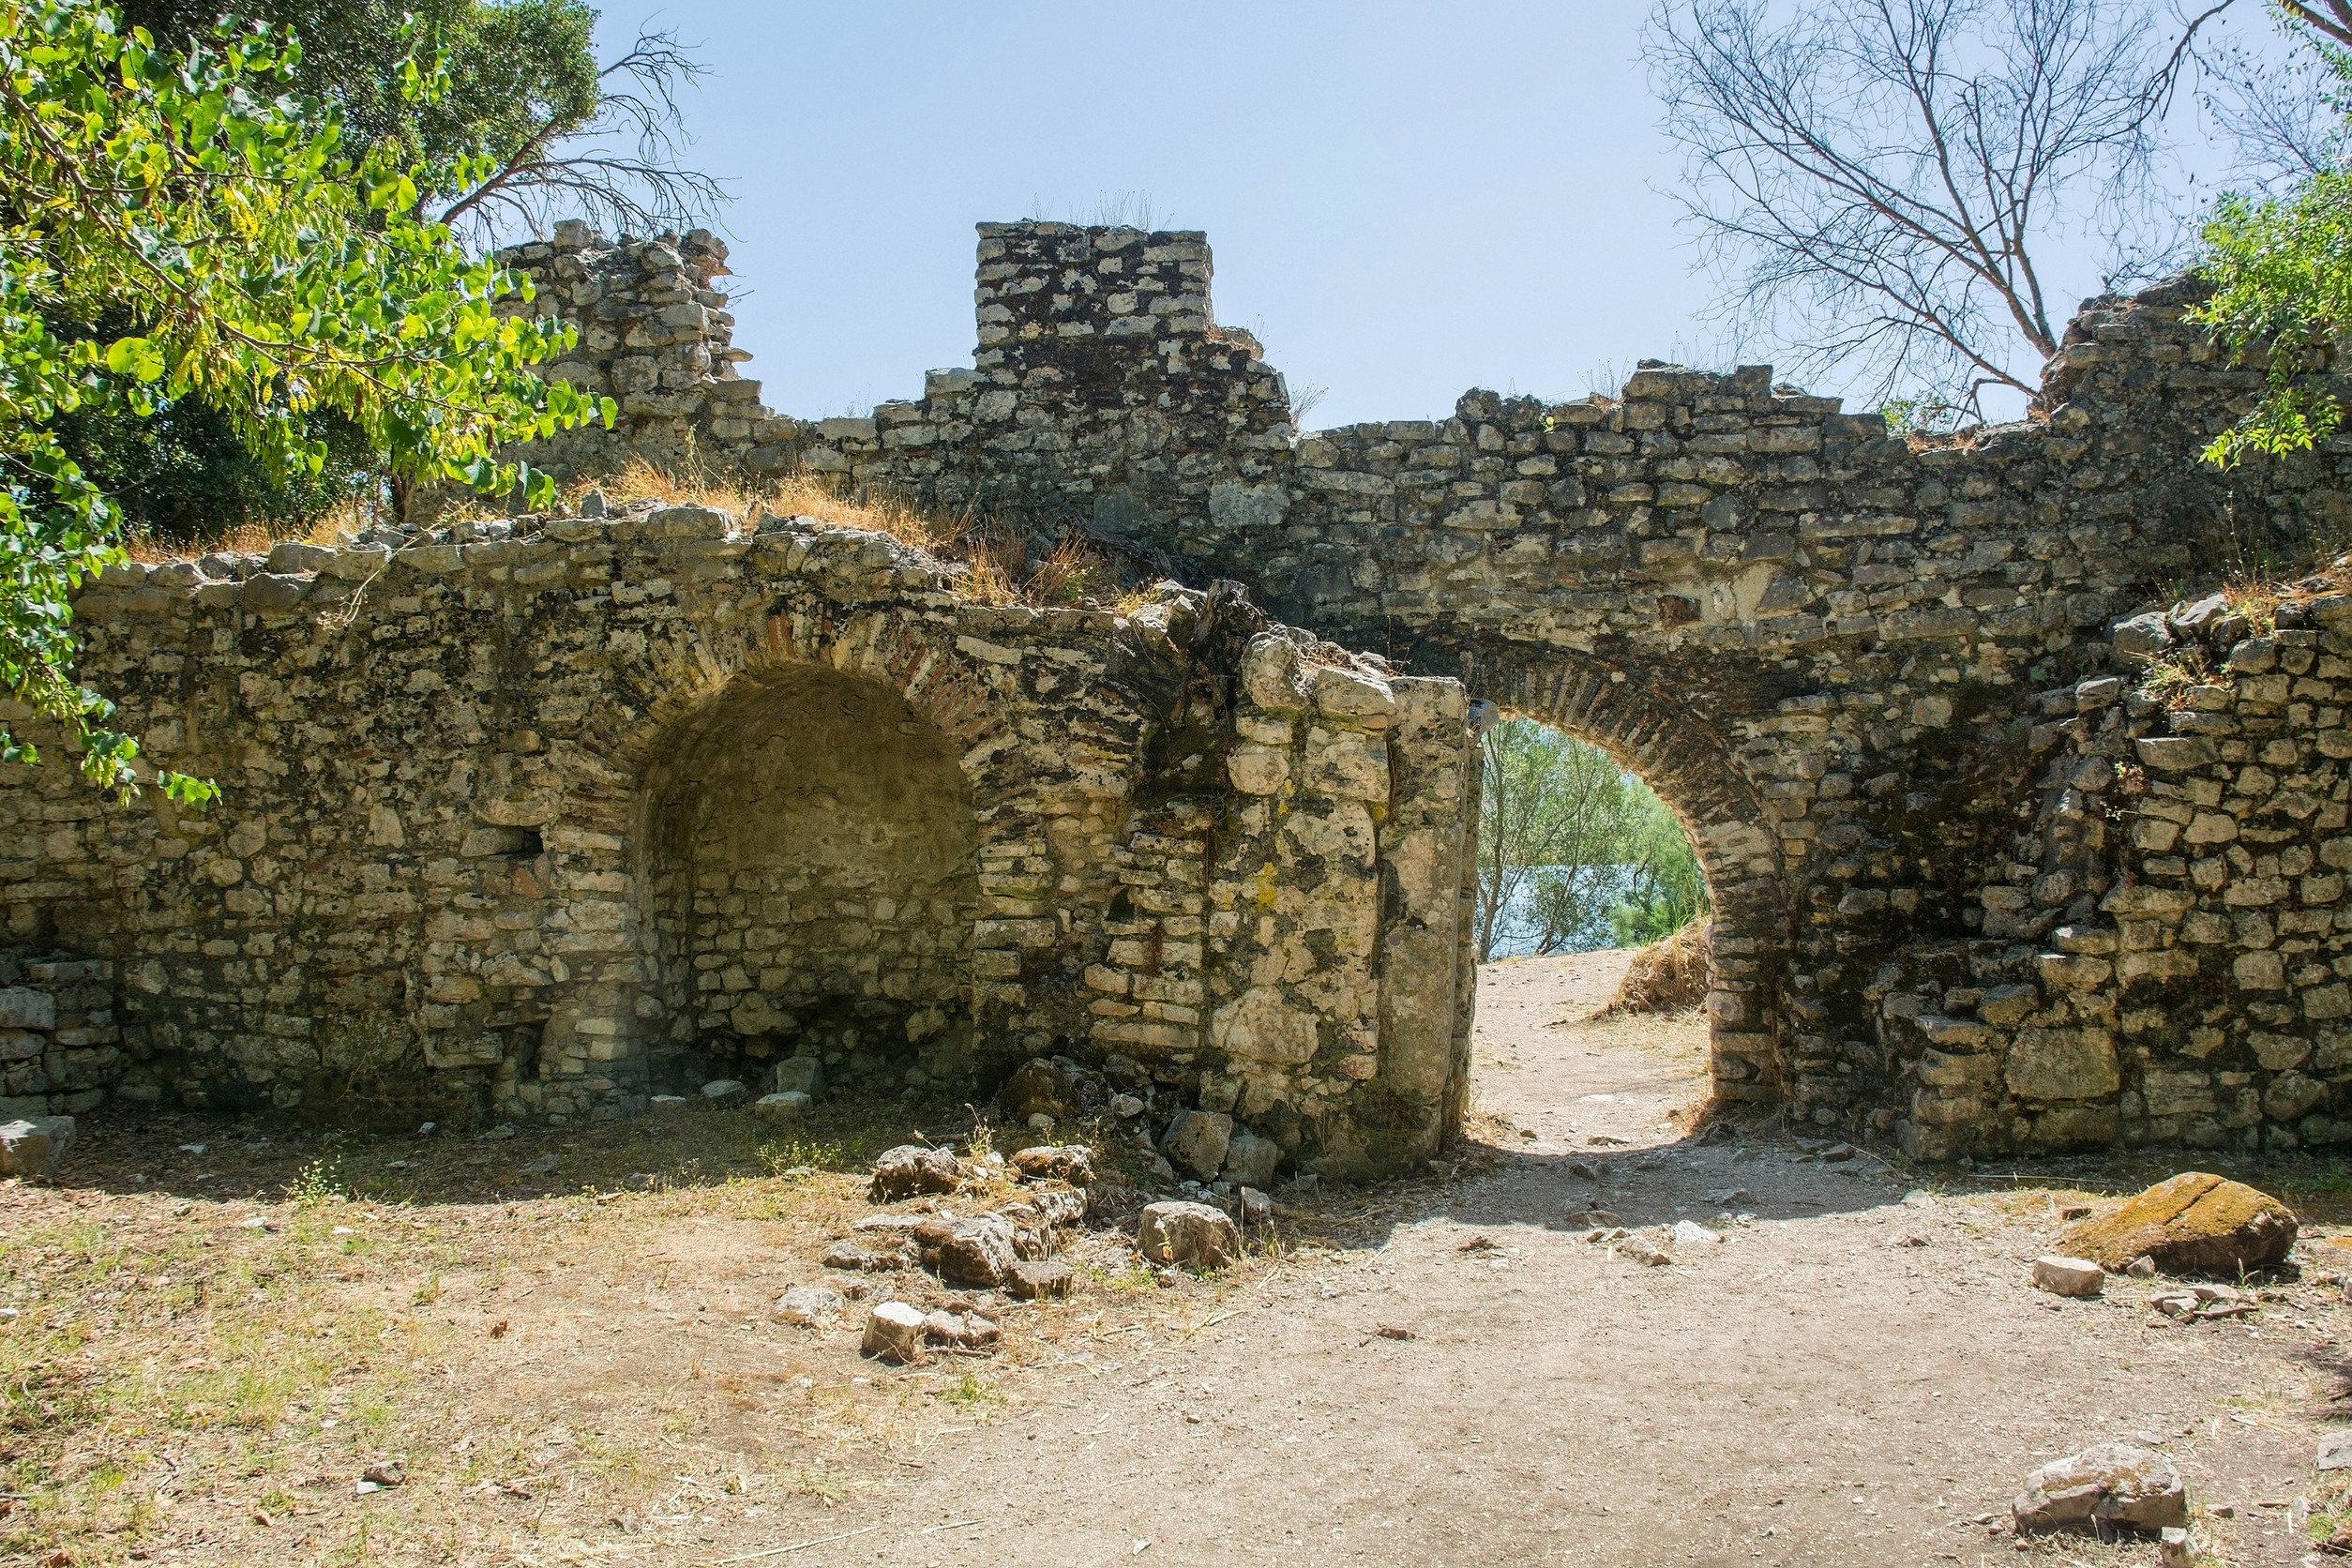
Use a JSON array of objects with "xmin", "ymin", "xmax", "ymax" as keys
[
  {"xmin": 1465, "ymin": 644, "xmax": 1788, "ymax": 1110},
  {"xmin": 637, "ymin": 663, "xmax": 983, "ymax": 1095}
]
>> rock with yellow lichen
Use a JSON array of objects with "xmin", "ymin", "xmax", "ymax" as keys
[{"xmin": 2055, "ymin": 1171, "xmax": 2297, "ymax": 1275}]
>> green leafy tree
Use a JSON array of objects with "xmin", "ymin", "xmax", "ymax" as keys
[
  {"xmin": 2193, "ymin": 4, "xmax": 2352, "ymax": 465},
  {"xmin": 58, "ymin": 0, "xmax": 718, "ymax": 541},
  {"xmin": 1606, "ymin": 788, "xmax": 1711, "ymax": 946},
  {"xmin": 0, "ymin": 0, "xmax": 615, "ymax": 800}
]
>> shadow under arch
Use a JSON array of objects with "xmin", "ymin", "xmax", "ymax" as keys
[
  {"xmin": 595, "ymin": 600, "xmax": 1044, "ymax": 1102},
  {"xmin": 1459, "ymin": 640, "xmax": 1790, "ymax": 1110}
]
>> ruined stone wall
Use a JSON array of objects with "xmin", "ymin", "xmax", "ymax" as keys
[
  {"xmin": 1879, "ymin": 589, "xmax": 2352, "ymax": 1159},
  {"xmin": 0, "ymin": 502, "xmax": 1477, "ymax": 1177},
  {"xmin": 0, "ymin": 953, "xmax": 116, "ymax": 1119},
  {"xmin": 473, "ymin": 219, "xmax": 2352, "ymax": 1158}
]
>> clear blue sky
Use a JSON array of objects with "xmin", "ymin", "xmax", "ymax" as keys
[{"xmin": 587, "ymin": 1, "xmax": 2288, "ymax": 430}]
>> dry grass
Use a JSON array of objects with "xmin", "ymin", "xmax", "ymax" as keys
[
  {"xmin": 112, "ymin": 458, "xmax": 1156, "ymax": 614},
  {"xmin": 0, "ymin": 1092, "xmax": 1308, "ymax": 1567},
  {"xmin": 1608, "ymin": 920, "xmax": 1711, "ymax": 1015},
  {"xmin": 579, "ymin": 459, "xmax": 1145, "ymax": 611},
  {"xmin": 119, "ymin": 500, "xmax": 378, "ymax": 565}
]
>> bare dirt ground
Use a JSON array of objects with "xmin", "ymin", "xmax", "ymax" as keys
[{"xmin": 13, "ymin": 953, "xmax": 2352, "ymax": 1567}]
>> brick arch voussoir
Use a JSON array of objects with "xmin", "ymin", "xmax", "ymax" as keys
[{"xmin": 592, "ymin": 599, "xmax": 1022, "ymax": 809}]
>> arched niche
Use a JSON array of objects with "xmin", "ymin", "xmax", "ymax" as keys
[{"xmin": 637, "ymin": 663, "xmax": 982, "ymax": 1093}]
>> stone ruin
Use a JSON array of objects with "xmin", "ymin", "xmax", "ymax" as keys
[{"xmin": 6, "ymin": 216, "xmax": 2352, "ymax": 1171}]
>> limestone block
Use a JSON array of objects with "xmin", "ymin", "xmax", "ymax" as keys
[
  {"xmin": 0, "ymin": 988, "xmax": 54, "ymax": 1032},
  {"xmin": 1311, "ymin": 665, "xmax": 1395, "ymax": 721},
  {"xmin": 1137, "ymin": 1200, "xmax": 1243, "ymax": 1270},
  {"xmin": 1228, "ymin": 745, "xmax": 1290, "ymax": 794},
  {"xmin": 1222, "ymin": 1128, "xmax": 1282, "ymax": 1188},
  {"xmin": 1212, "ymin": 987, "xmax": 1319, "ymax": 1065},
  {"xmin": 1301, "ymin": 729, "xmax": 1390, "ymax": 800},
  {"xmin": 2005, "ymin": 1028, "xmax": 2118, "ymax": 1101},
  {"xmin": 0, "ymin": 1116, "xmax": 72, "ymax": 1179},
  {"xmin": 2013, "ymin": 1443, "xmax": 2186, "ymax": 1535},
  {"xmin": 1240, "ymin": 634, "xmax": 1308, "ymax": 712},
  {"xmin": 1162, "ymin": 1108, "xmax": 1232, "ymax": 1181},
  {"xmin": 2054, "ymin": 1171, "xmax": 2296, "ymax": 1274},
  {"xmin": 861, "ymin": 1301, "xmax": 927, "ymax": 1364}
]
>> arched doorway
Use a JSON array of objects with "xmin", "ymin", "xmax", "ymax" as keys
[
  {"xmin": 1464, "ymin": 646, "xmax": 1788, "ymax": 1109},
  {"xmin": 637, "ymin": 664, "xmax": 982, "ymax": 1095}
]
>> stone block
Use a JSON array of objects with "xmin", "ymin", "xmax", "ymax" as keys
[{"xmin": 2005, "ymin": 1029, "xmax": 2118, "ymax": 1101}]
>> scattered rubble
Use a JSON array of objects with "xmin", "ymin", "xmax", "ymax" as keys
[
  {"xmin": 1162, "ymin": 1110, "xmax": 1232, "ymax": 1184},
  {"xmin": 1138, "ymin": 1200, "xmax": 1243, "ymax": 1270},
  {"xmin": 2055, "ymin": 1172, "xmax": 2297, "ymax": 1275},
  {"xmin": 2012, "ymin": 1443, "xmax": 2187, "ymax": 1536},
  {"xmin": 1007, "ymin": 1259, "xmax": 1072, "ymax": 1301},
  {"xmin": 1009, "ymin": 1145, "xmax": 1093, "ymax": 1184},
  {"xmin": 2030, "ymin": 1256, "xmax": 2105, "ymax": 1298},
  {"xmin": 868, "ymin": 1144, "xmax": 963, "ymax": 1201},
  {"xmin": 1619, "ymin": 1234, "xmax": 1673, "ymax": 1267},
  {"xmin": 921, "ymin": 1309, "xmax": 1000, "ymax": 1350},
  {"xmin": 774, "ymin": 1285, "xmax": 846, "ymax": 1326},
  {"xmin": 861, "ymin": 1301, "xmax": 927, "ymax": 1364}
]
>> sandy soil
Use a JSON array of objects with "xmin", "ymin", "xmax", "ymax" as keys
[
  {"xmin": 15, "ymin": 952, "xmax": 2352, "ymax": 1568},
  {"xmin": 805, "ymin": 952, "xmax": 2352, "ymax": 1568}
]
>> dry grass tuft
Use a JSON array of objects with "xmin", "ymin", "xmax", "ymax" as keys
[
  {"xmin": 583, "ymin": 458, "xmax": 1138, "ymax": 611},
  {"xmin": 109, "ymin": 453, "xmax": 1158, "ymax": 613},
  {"xmin": 1608, "ymin": 919, "xmax": 1711, "ymax": 1015}
]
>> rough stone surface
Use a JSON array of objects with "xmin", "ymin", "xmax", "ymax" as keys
[
  {"xmin": 867, "ymin": 1144, "xmax": 963, "ymax": 1201},
  {"xmin": 0, "ymin": 1115, "xmax": 73, "ymax": 1179},
  {"xmin": 773, "ymin": 1284, "xmax": 845, "ymax": 1325},
  {"xmin": 2029, "ymin": 1255, "xmax": 2105, "ymax": 1296},
  {"xmin": 1137, "ymin": 1199, "xmax": 1243, "ymax": 1270},
  {"xmin": 1007, "ymin": 1258, "xmax": 1073, "ymax": 1300},
  {"xmin": 2056, "ymin": 1172, "xmax": 2298, "ymax": 1274},
  {"xmin": 860, "ymin": 1300, "xmax": 927, "ymax": 1364},
  {"xmin": 471, "ymin": 223, "xmax": 2352, "ymax": 1161},
  {"xmin": 26, "ymin": 216, "xmax": 2352, "ymax": 1165},
  {"xmin": 2013, "ymin": 1443, "xmax": 2188, "ymax": 1536},
  {"xmin": 1009, "ymin": 1144, "xmax": 1093, "ymax": 1184},
  {"xmin": 1162, "ymin": 1109, "xmax": 1233, "ymax": 1182},
  {"xmin": 933, "ymin": 1214, "xmax": 1018, "ymax": 1288}
]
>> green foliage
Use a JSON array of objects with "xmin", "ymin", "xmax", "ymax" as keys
[
  {"xmin": 1475, "ymin": 719, "xmax": 1711, "ymax": 959},
  {"xmin": 1606, "ymin": 786, "xmax": 1711, "ymax": 944},
  {"xmin": 113, "ymin": 0, "xmax": 601, "ymax": 226},
  {"xmin": 2194, "ymin": 168, "xmax": 2352, "ymax": 463},
  {"xmin": 0, "ymin": 0, "xmax": 615, "ymax": 802},
  {"xmin": 2192, "ymin": 12, "xmax": 2352, "ymax": 465}
]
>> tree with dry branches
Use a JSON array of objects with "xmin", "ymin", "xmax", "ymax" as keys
[{"xmin": 1644, "ymin": 0, "xmax": 2224, "ymax": 419}]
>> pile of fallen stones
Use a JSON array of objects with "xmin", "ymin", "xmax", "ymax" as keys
[{"xmin": 771, "ymin": 1127, "xmax": 1265, "ymax": 1364}]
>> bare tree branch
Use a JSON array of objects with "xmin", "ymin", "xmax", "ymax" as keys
[
  {"xmin": 1644, "ymin": 0, "xmax": 2225, "ymax": 417},
  {"xmin": 437, "ymin": 23, "xmax": 730, "ymax": 247}
]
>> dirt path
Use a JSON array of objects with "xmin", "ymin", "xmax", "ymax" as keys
[
  {"xmin": 14, "ymin": 953, "xmax": 2352, "ymax": 1568},
  {"xmin": 817, "ymin": 953, "xmax": 2351, "ymax": 1568}
]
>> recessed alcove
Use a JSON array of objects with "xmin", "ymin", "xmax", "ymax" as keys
[{"xmin": 640, "ymin": 664, "xmax": 981, "ymax": 1093}]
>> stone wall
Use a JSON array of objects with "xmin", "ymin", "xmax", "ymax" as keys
[
  {"xmin": 0, "ymin": 502, "xmax": 1477, "ymax": 1178},
  {"xmin": 469, "ymin": 219, "xmax": 2352, "ymax": 1158},
  {"xmin": 1877, "ymin": 587, "xmax": 2352, "ymax": 1158},
  {"xmin": 0, "ymin": 952, "xmax": 116, "ymax": 1119},
  {"xmin": 21, "ymin": 216, "xmax": 2352, "ymax": 1164}
]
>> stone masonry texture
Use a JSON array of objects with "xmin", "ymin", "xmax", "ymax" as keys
[{"xmin": 8, "ymin": 217, "xmax": 2352, "ymax": 1169}]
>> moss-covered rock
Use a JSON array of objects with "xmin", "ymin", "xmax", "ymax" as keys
[{"xmin": 2056, "ymin": 1171, "xmax": 2297, "ymax": 1274}]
